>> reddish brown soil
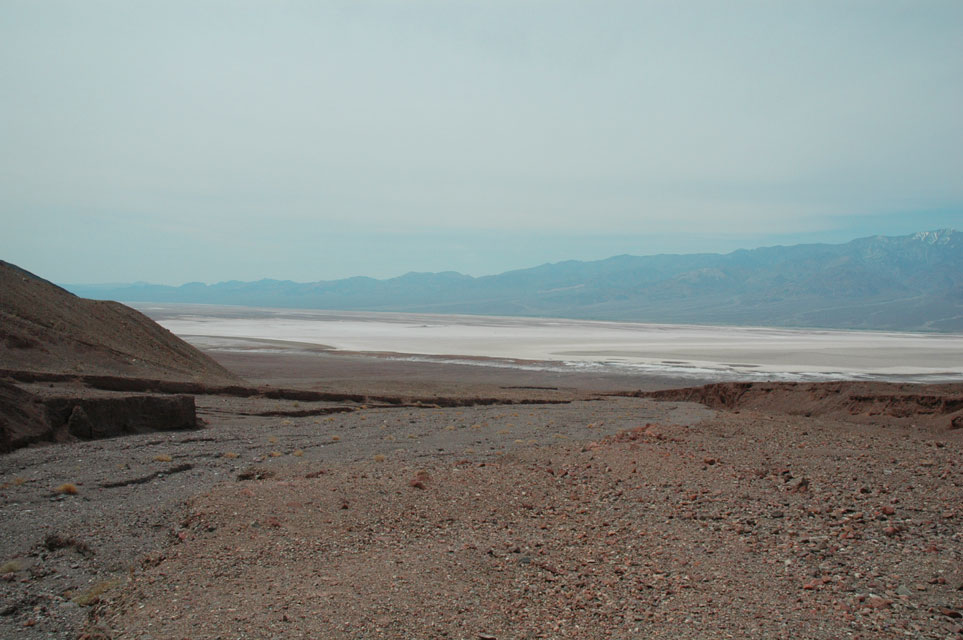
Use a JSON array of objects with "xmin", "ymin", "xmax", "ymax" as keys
[
  {"xmin": 628, "ymin": 381, "xmax": 963, "ymax": 433},
  {"xmin": 91, "ymin": 401, "xmax": 963, "ymax": 640}
]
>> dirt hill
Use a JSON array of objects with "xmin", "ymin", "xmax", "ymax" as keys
[{"xmin": 0, "ymin": 261, "xmax": 239, "ymax": 384}]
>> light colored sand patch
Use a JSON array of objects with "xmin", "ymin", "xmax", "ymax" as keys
[{"xmin": 138, "ymin": 305, "xmax": 963, "ymax": 381}]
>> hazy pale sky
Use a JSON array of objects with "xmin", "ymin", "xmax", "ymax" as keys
[{"xmin": 2, "ymin": 1, "xmax": 961, "ymax": 285}]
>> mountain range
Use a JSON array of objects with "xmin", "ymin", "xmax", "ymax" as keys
[{"xmin": 65, "ymin": 229, "xmax": 963, "ymax": 332}]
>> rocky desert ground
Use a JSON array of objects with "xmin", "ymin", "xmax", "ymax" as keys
[{"xmin": 1, "ymin": 349, "xmax": 961, "ymax": 640}]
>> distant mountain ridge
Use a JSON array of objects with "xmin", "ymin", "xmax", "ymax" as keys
[{"xmin": 65, "ymin": 230, "xmax": 963, "ymax": 332}]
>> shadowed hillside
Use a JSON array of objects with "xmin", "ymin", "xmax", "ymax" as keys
[{"xmin": 0, "ymin": 261, "xmax": 240, "ymax": 383}]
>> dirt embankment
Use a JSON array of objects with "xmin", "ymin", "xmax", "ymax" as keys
[
  {"xmin": 0, "ymin": 368, "xmax": 578, "ymax": 453},
  {"xmin": 0, "ymin": 380, "xmax": 199, "ymax": 454},
  {"xmin": 619, "ymin": 381, "xmax": 963, "ymax": 431}
]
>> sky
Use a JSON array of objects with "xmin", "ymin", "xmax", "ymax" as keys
[{"xmin": 2, "ymin": 1, "xmax": 962, "ymax": 286}]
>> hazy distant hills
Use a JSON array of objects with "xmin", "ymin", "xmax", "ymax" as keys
[{"xmin": 66, "ymin": 230, "xmax": 963, "ymax": 332}]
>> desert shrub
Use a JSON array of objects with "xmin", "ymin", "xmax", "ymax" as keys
[
  {"xmin": 0, "ymin": 559, "xmax": 23, "ymax": 573},
  {"xmin": 43, "ymin": 534, "xmax": 92, "ymax": 555},
  {"xmin": 237, "ymin": 467, "xmax": 275, "ymax": 481},
  {"xmin": 71, "ymin": 577, "xmax": 124, "ymax": 606}
]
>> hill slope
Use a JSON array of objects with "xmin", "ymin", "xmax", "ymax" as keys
[
  {"xmin": 66, "ymin": 230, "xmax": 963, "ymax": 331},
  {"xmin": 0, "ymin": 261, "xmax": 240, "ymax": 383}
]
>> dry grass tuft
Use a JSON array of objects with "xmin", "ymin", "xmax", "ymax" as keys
[
  {"xmin": 222, "ymin": 452, "xmax": 239, "ymax": 459},
  {"xmin": 55, "ymin": 483, "xmax": 79, "ymax": 495},
  {"xmin": 292, "ymin": 449, "xmax": 304, "ymax": 457},
  {"xmin": 269, "ymin": 451, "xmax": 283, "ymax": 458},
  {"xmin": 153, "ymin": 454, "xmax": 173, "ymax": 463},
  {"xmin": 373, "ymin": 454, "xmax": 386, "ymax": 462},
  {"xmin": 331, "ymin": 435, "xmax": 341, "ymax": 442},
  {"xmin": 71, "ymin": 577, "xmax": 124, "ymax": 606},
  {"xmin": 0, "ymin": 559, "xmax": 23, "ymax": 573}
]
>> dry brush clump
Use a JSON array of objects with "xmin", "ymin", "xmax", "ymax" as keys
[
  {"xmin": 43, "ymin": 534, "xmax": 92, "ymax": 556},
  {"xmin": 71, "ymin": 577, "xmax": 124, "ymax": 606},
  {"xmin": 0, "ymin": 559, "xmax": 24, "ymax": 573},
  {"xmin": 408, "ymin": 469, "xmax": 430, "ymax": 489},
  {"xmin": 54, "ymin": 483, "xmax": 79, "ymax": 495}
]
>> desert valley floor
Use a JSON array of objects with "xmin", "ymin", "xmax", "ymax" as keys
[{"xmin": 2, "ymin": 345, "xmax": 963, "ymax": 639}]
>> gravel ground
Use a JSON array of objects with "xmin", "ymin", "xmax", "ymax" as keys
[
  {"xmin": 1, "ymin": 392, "xmax": 706, "ymax": 639},
  {"xmin": 91, "ymin": 409, "xmax": 963, "ymax": 640},
  {"xmin": 2, "ymin": 355, "xmax": 961, "ymax": 639}
]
